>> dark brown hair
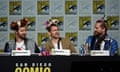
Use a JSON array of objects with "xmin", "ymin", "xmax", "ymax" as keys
[{"xmin": 46, "ymin": 24, "xmax": 58, "ymax": 32}]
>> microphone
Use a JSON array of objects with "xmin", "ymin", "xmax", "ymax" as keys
[{"xmin": 57, "ymin": 37, "xmax": 61, "ymax": 49}]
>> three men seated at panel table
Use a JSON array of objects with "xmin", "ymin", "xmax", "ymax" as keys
[{"xmin": 3, "ymin": 18, "xmax": 118, "ymax": 56}]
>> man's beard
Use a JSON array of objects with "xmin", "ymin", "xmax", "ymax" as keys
[
  {"xmin": 94, "ymin": 32, "xmax": 106, "ymax": 50},
  {"xmin": 19, "ymin": 34, "xmax": 26, "ymax": 40},
  {"xmin": 94, "ymin": 31, "xmax": 102, "ymax": 38},
  {"xmin": 53, "ymin": 33, "xmax": 60, "ymax": 39}
]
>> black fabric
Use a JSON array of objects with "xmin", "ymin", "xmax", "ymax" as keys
[
  {"xmin": 24, "ymin": 38, "xmax": 28, "ymax": 50},
  {"xmin": 57, "ymin": 37, "xmax": 61, "ymax": 49},
  {"xmin": 4, "ymin": 42, "xmax": 9, "ymax": 52},
  {"xmin": 35, "ymin": 43, "xmax": 40, "ymax": 53}
]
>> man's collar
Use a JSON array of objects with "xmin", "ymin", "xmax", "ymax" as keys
[{"xmin": 104, "ymin": 35, "xmax": 111, "ymax": 41}]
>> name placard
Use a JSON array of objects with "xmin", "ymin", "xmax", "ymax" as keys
[
  {"xmin": 11, "ymin": 50, "xmax": 31, "ymax": 56},
  {"xmin": 51, "ymin": 49, "xmax": 70, "ymax": 56},
  {"xmin": 90, "ymin": 50, "xmax": 110, "ymax": 56}
]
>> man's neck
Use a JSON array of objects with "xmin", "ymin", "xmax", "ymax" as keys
[
  {"xmin": 95, "ymin": 34, "xmax": 106, "ymax": 41},
  {"xmin": 100, "ymin": 33, "xmax": 106, "ymax": 38},
  {"xmin": 51, "ymin": 37, "xmax": 59, "ymax": 44},
  {"xmin": 15, "ymin": 37, "xmax": 24, "ymax": 43}
]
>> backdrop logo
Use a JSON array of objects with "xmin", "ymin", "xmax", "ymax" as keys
[
  {"xmin": 93, "ymin": 0, "xmax": 105, "ymax": 14},
  {"xmin": 38, "ymin": 33, "xmax": 49, "ymax": 46},
  {"xmin": 0, "ymin": 17, "xmax": 8, "ymax": 31},
  {"xmin": 107, "ymin": 16, "xmax": 119, "ymax": 30},
  {"xmin": 79, "ymin": 16, "xmax": 91, "ymax": 30},
  {"xmin": 9, "ymin": 1, "xmax": 22, "ymax": 15},
  {"xmin": 65, "ymin": 32, "xmax": 78, "ymax": 48},
  {"xmin": 37, "ymin": 0, "xmax": 49, "ymax": 15},
  {"xmin": 65, "ymin": 0, "xmax": 77, "ymax": 15},
  {"xmin": 15, "ymin": 62, "xmax": 52, "ymax": 72}
]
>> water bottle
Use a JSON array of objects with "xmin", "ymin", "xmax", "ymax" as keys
[
  {"xmin": 79, "ymin": 39, "xmax": 86, "ymax": 56},
  {"xmin": 40, "ymin": 47, "xmax": 45, "ymax": 53},
  {"xmin": 6, "ymin": 48, "xmax": 11, "ymax": 56},
  {"xmin": 79, "ymin": 47, "xmax": 85, "ymax": 56},
  {"xmin": 7, "ymin": 48, "xmax": 11, "ymax": 53}
]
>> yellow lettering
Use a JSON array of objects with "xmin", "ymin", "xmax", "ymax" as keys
[
  {"xmin": 15, "ymin": 66, "xmax": 51, "ymax": 72},
  {"xmin": 30, "ymin": 67, "xmax": 39, "ymax": 72},
  {"xmin": 40, "ymin": 67, "xmax": 43, "ymax": 72},
  {"xmin": 15, "ymin": 67, "xmax": 22, "ymax": 72},
  {"xmin": 44, "ymin": 67, "xmax": 51, "ymax": 72},
  {"xmin": 23, "ymin": 67, "xmax": 29, "ymax": 72}
]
